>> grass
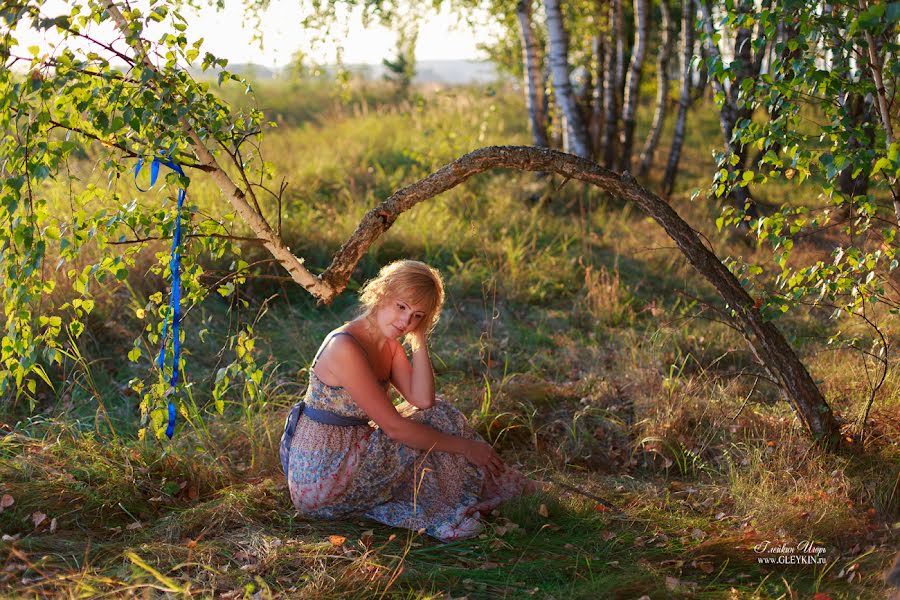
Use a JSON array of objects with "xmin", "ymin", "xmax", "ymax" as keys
[{"xmin": 1, "ymin": 75, "xmax": 898, "ymax": 597}]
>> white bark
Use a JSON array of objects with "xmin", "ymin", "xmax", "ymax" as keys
[
  {"xmin": 103, "ymin": 0, "xmax": 335, "ymax": 302},
  {"xmin": 516, "ymin": 0, "xmax": 550, "ymax": 148},
  {"xmin": 545, "ymin": 0, "xmax": 593, "ymax": 159},
  {"xmin": 638, "ymin": 0, "xmax": 674, "ymax": 177},
  {"xmin": 619, "ymin": 0, "xmax": 650, "ymax": 172}
]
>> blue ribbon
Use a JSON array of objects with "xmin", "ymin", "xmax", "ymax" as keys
[{"xmin": 134, "ymin": 154, "xmax": 187, "ymax": 440}]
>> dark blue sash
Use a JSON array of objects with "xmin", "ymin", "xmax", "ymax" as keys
[{"xmin": 280, "ymin": 402, "xmax": 370, "ymax": 475}]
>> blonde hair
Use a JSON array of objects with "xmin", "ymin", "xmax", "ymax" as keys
[{"xmin": 359, "ymin": 260, "xmax": 445, "ymax": 346}]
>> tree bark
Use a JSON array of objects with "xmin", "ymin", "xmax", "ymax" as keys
[
  {"xmin": 662, "ymin": 0, "xmax": 695, "ymax": 198},
  {"xmin": 698, "ymin": 0, "xmax": 758, "ymax": 216},
  {"xmin": 619, "ymin": 0, "xmax": 650, "ymax": 173},
  {"xmin": 321, "ymin": 147, "xmax": 841, "ymax": 449},
  {"xmin": 106, "ymin": 2, "xmax": 843, "ymax": 449},
  {"xmin": 602, "ymin": 0, "xmax": 623, "ymax": 168},
  {"xmin": 516, "ymin": 0, "xmax": 550, "ymax": 148},
  {"xmin": 590, "ymin": 28, "xmax": 606, "ymax": 154},
  {"xmin": 545, "ymin": 0, "xmax": 593, "ymax": 159},
  {"xmin": 637, "ymin": 0, "xmax": 674, "ymax": 177},
  {"xmin": 859, "ymin": 0, "xmax": 900, "ymax": 224}
]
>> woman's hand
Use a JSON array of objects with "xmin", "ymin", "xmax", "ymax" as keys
[{"xmin": 463, "ymin": 440, "xmax": 505, "ymax": 479}]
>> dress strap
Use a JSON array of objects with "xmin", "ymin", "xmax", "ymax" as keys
[
  {"xmin": 310, "ymin": 330, "xmax": 390, "ymax": 384},
  {"xmin": 311, "ymin": 330, "xmax": 368, "ymax": 368}
]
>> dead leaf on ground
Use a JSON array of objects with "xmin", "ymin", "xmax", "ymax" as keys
[
  {"xmin": 126, "ymin": 521, "xmax": 143, "ymax": 531},
  {"xmin": 49, "ymin": 517, "xmax": 57, "ymax": 533},
  {"xmin": 328, "ymin": 535, "xmax": 346, "ymax": 547},
  {"xmin": 659, "ymin": 559, "xmax": 684, "ymax": 568},
  {"xmin": 538, "ymin": 504, "xmax": 549, "ymax": 518},
  {"xmin": 665, "ymin": 576, "xmax": 680, "ymax": 590},
  {"xmin": 0, "ymin": 495, "xmax": 13, "ymax": 511},
  {"xmin": 31, "ymin": 512, "xmax": 46, "ymax": 528},
  {"xmin": 690, "ymin": 528, "xmax": 705, "ymax": 540},
  {"xmin": 697, "ymin": 561, "xmax": 715, "ymax": 574},
  {"xmin": 601, "ymin": 530, "xmax": 616, "ymax": 541}
]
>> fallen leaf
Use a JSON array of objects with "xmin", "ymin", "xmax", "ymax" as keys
[
  {"xmin": 715, "ymin": 512, "xmax": 726, "ymax": 520},
  {"xmin": 328, "ymin": 535, "xmax": 346, "ymax": 547},
  {"xmin": 594, "ymin": 504, "xmax": 610, "ymax": 512},
  {"xmin": 665, "ymin": 576, "xmax": 680, "ymax": 591},
  {"xmin": 126, "ymin": 521, "xmax": 143, "ymax": 531},
  {"xmin": 697, "ymin": 561, "xmax": 715, "ymax": 574},
  {"xmin": 1, "ymin": 534, "xmax": 20, "ymax": 542},
  {"xmin": 0, "ymin": 495, "xmax": 13, "ymax": 511},
  {"xmin": 690, "ymin": 528, "xmax": 705, "ymax": 540},
  {"xmin": 31, "ymin": 512, "xmax": 46, "ymax": 528},
  {"xmin": 482, "ymin": 561, "xmax": 499, "ymax": 569},
  {"xmin": 538, "ymin": 504, "xmax": 549, "ymax": 518},
  {"xmin": 49, "ymin": 517, "xmax": 57, "ymax": 533},
  {"xmin": 660, "ymin": 559, "xmax": 684, "ymax": 568},
  {"xmin": 494, "ymin": 525, "xmax": 507, "ymax": 536},
  {"xmin": 812, "ymin": 594, "xmax": 832, "ymax": 600},
  {"xmin": 601, "ymin": 530, "xmax": 616, "ymax": 541}
]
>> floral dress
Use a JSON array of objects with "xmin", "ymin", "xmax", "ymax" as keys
[{"xmin": 286, "ymin": 336, "xmax": 538, "ymax": 542}]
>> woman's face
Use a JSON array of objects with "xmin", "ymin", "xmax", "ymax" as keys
[{"xmin": 371, "ymin": 295, "xmax": 428, "ymax": 339}]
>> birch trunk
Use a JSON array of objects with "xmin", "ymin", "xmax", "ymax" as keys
[
  {"xmin": 859, "ymin": 0, "xmax": 900, "ymax": 224},
  {"xmin": 619, "ymin": 0, "xmax": 650, "ymax": 172},
  {"xmin": 590, "ymin": 30, "xmax": 605, "ymax": 154},
  {"xmin": 545, "ymin": 0, "xmax": 593, "ymax": 159},
  {"xmin": 516, "ymin": 0, "xmax": 550, "ymax": 148},
  {"xmin": 637, "ymin": 0, "xmax": 674, "ymax": 177},
  {"xmin": 699, "ymin": 0, "xmax": 757, "ymax": 214},
  {"xmin": 661, "ymin": 0, "xmax": 695, "ymax": 198},
  {"xmin": 602, "ymin": 0, "xmax": 623, "ymax": 168}
]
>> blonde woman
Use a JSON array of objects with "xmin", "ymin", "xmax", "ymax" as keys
[{"xmin": 280, "ymin": 260, "xmax": 538, "ymax": 541}]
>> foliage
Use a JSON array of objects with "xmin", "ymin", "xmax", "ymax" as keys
[
  {"xmin": 705, "ymin": 0, "xmax": 899, "ymax": 325},
  {"xmin": 0, "ymin": 0, "xmax": 267, "ymax": 436}
]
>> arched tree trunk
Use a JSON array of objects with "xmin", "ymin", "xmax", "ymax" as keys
[
  {"xmin": 602, "ymin": 0, "xmax": 623, "ymax": 168},
  {"xmin": 319, "ymin": 147, "xmax": 842, "ymax": 450},
  {"xmin": 516, "ymin": 0, "xmax": 550, "ymax": 148},
  {"xmin": 662, "ymin": 0, "xmax": 695, "ymax": 198},
  {"xmin": 637, "ymin": 0, "xmax": 674, "ymax": 177},
  {"xmin": 106, "ymin": 1, "xmax": 843, "ymax": 450},
  {"xmin": 545, "ymin": 0, "xmax": 593, "ymax": 158},
  {"xmin": 619, "ymin": 0, "xmax": 650, "ymax": 173}
]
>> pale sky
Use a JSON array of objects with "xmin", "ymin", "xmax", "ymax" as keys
[{"xmin": 11, "ymin": 0, "xmax": 492, "ymax": 69}]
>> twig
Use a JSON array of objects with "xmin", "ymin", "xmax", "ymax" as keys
[{"xmin": 543, "ymin": 476, "xmax": 616, "ymax": 509}]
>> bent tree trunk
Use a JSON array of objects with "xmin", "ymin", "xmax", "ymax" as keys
[
  {"xmin": 545, "ymin": 0, "xmax": 593, "ymax": 158},
  {"xmin": 322, "ymin": 147, "xmax": 842, "ymax": 449},
  {"xmin": 637, "ymin": 0, "xmax": 674, "ymax": 178},
  {"xmin": 516, "ymin": 0, "xmax": 550, "ymax": 148},
  {"xmin": 619, "ymin": 0, "xmax": 650, "ymax": 173},
  {"xmin": 107, "ymin": 4, "xmax": 842, "ymax": 449},
  {"xmin": 662, "ymin": 0, "xmax": 695, "ymax": 198}
]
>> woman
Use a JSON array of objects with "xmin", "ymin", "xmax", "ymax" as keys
[{"xmin": 280, "ymin": 260, "xmax": 538, "ymax": 541}]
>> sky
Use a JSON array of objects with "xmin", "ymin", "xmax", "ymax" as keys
[{"xmin": 10, "ymin": 0, "xmax": 493, "ymax": 69}]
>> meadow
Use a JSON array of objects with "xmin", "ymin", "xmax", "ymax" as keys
[{"xmin": 0, "ymin": 75, "xmax": 897, "ymax": 598}]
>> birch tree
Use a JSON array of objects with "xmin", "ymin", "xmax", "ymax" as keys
[
  {"xmin": 619, "ymin": 0, "xmax": 650, "ymax": 172},
  {"xmin": 637, "ymin": 0, "xmax": 674, "ymax": 178},
  {"xmin": 516, "ymin": 0, "xmax": 550, "ymax": 148},
  {"xmin": 545, "ymin": 0, "xmax": 594, "ymax": 158},
  {"xmin": 661, "ymin": 0, "xmax": 695, "ymax": 198}
]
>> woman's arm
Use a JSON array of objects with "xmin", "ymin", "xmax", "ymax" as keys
[
  {"xmin": 324, "ymin": 337, "xmax": 502, "ymax": 476},
  {"xmin": 388, "ymin": 333, "xmax": 435, "ymax": 409}
]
